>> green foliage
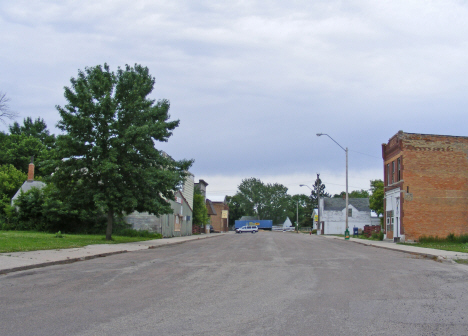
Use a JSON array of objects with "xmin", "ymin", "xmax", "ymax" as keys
[
  {"xmin": 0, "ymin": 164, "xmax": 27, "ymax": 215},
  {"xmin": 369, "ymin": 179, "xmax": 384, "ymax": 217},
  {"xmin": 308, "ymin": 174, "xmax": 331, "ymax": 209},
  {"xmin": 193, "ymin": 192, "xmax": 209, "ymax": 226},
  {"xmin": 9, "ymin": 117, "xmax": 56, "ymax": 148},
  {"xmin": 287, "ymin": 194, "xmax": 313, "ymax": 227},
  {"xmin": 333, "ymin": 189, "xmax": 369, "ymax": 198},
  {"xmin": 371, "ymin": 231, "xmax": 384, "ymax": 241},
  {"xmin": 312, "ymin": 229, "xmax": 317, "ymax": 234},
  {"xmin": 54, "ymin": 231, "xmax": 64, "ymax": 238},
  {"xmin": 114, "ymin": 228, "xmax": 162, "ymax": 239},
  {"xmin": 11, "ymin": 183, "xmax": 107, "ymax": 233},
  {"xmin": 225, "ymin": 194, "xmax": 245, "ymax": 227},
  {"xmin": 49, "ymin": 63, "xmax": 193, "ymax": 240},
  {"xmin": 419, "ymin": 233, "xmax": 468, "ymax": 244},
  {"xmin": 0, "ymin": 230, "xmax": 162, "ymax": 253},
  {"xmin": 0, "ymin": 134, "xmax": 48, "ymax": 175},
  {"xmin": 233, "ymin": 178, "xmax": 292, "ymax": 224}
]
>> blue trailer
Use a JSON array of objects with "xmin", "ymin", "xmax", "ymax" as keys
[{"xmin": 235, "ymin": 220, "xmax": 273, "ymax": 231}]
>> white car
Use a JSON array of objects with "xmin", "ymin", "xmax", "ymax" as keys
[{"xmin": 236, "ymin": 225, "xmax": 259, "ymax": 234}]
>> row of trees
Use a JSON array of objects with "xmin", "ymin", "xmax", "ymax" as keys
[
  {"xmin": 0, "ymin": 64, "xmax": 193, "ymax": 239},
  {"xmin": 226, "ymin": 176, "xmax": 384, "ymax": 227}
]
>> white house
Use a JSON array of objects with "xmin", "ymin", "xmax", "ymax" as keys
[{"xmin": 319, "ymin": 198, "xmax": 380, "ymax": 235}]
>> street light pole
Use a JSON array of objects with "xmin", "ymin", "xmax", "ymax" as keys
[
  {"xmin": 296, "ymin": 200, "xmax": 299, "ymax": 233},
  {"xmin": 317, "ymin": 133, "xmax": 349, "ymax": 239}
]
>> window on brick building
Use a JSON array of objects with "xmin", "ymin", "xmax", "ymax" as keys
[
  {"xmin": 386, "ymin": 164, "xmax": 389, "ymax": 185},
  {"xmin": 392, "ymin": 161, "xmax": 395, "ymax": 184},
  {"xmin": 397, "ymin": 158, "xmax": 401, "ymax": 181}
]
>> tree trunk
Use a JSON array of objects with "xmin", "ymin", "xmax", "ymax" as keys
[{"xmin": 106, "ymin": 208, "xmax": 113, "ymax": 241}]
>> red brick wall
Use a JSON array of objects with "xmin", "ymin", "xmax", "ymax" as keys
[{"xmin": 384, "ymin": 132, "xmax": 468, "ymax": 241}]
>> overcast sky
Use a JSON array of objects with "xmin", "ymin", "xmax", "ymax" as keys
[{"xmin": 2, "ymin": 0, "xmax": 468, "ymax": 201}]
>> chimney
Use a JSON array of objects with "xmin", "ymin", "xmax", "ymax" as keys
[{"xmin": 27, "ymin": 156, "xmax": 34, "ymax": 182}]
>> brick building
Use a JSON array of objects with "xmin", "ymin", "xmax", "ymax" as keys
[
  {"xmin": 382, "ymin": 131, "xmax": 468, "ymax": 242},
  {"xmin": 210, "ymin": 200, "xmax": 229, "ymax": 232}
]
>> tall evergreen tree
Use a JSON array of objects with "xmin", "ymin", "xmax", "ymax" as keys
[
  {"xmin": 309, "ymin": 173, "xmax": 330, "ymax": 209},
  {"xmin": 51, "ymin": 63, "xmax": 193, "ymax": 240}
]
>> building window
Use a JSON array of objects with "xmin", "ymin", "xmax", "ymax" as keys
[
  {"xmin": 392, "ymin": 161, "xmax": 395, "ymax": 184},
  {"xmin": 348, "ymin": 208, "xmax": 352, "ymax": 217},
  {"xmin": 397, "ymin": 158, "xmax": 401, "ymax": 181}
]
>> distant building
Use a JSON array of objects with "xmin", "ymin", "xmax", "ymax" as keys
[
  {"xmin": 125, "ymin": 174, "xmax": 194, "ymax": 238},
  {"xmin": 382, "ymin": 131, "xmax": 468, "ymax": 242},
  {"xmin": 319, "ymin": 198, "xmax": 378, "ymax": 235},
  {"xmin": 210, "ymin": 198, "xmax": 229, "ymax": 232}
]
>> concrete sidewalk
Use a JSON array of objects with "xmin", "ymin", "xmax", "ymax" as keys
[
  {"xmin": 320, "ymin": 234, "xmax": 468, "ymax": 263},
  {"xmin": 0, "ymin": 233, "xmax": 226, "ymax": 275}
]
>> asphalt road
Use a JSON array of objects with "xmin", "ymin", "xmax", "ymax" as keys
[{"xmin": 2, "ymin": 232, "xmax": 468, "ymax": 336}]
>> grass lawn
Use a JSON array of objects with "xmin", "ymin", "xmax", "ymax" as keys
[
  {"xmin": 399, "ymin": 242, "xmax": 468, "ymax": 254},
  {"xmin": 0, "ymin": 230, "xmax": 161, "ymax": 253}
]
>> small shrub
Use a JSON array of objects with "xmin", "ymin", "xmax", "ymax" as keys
[
  {"xmin": 312, "ymin": 229, "xmax": 317, "ymax": 234},
  {"xmin": 55, "ymin": 231, "xmax": 64, "ymax": 238},
  {"xmin": 116, "ymin": 228, "xmax": 162, "ymax": 239}
]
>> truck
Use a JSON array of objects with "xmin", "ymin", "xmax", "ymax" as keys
[{"xmin": 234, "ymin": 220, "xmax": 273, "ymax": 231}]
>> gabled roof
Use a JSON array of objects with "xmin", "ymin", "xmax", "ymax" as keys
[
  {"xmin": 206, "ymin": 199, "xmax": 217, "ymax": 215},
  {"xmin": 175, "ymin": 190, "xmax": 193, "ymax": 212},
  {"xmin": 11, "ymin": 180, "xmax": 46, "ymax": 206},
  {"xmin": 323, "ymin": 198, "xmax": 370, "ymax": 212}
]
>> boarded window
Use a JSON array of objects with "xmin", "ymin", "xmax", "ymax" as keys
[{"xmin": 175, "ymin": 216, "xmax": 181, "ymax": 232}]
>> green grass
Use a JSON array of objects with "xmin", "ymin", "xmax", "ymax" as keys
[
  {"xmin": 0, "ymin": 230, "xmax": 162, "ymax": 253},
  {"xmin": 399, "ymin": 242, "xmax": 468, "ymax": 254}
]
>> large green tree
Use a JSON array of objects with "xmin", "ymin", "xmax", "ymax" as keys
[
  {"xmin": 369, "ymin": 179, "xmax": 384, "ymax": 217},
  {"xmin": 192, "ymin": 188, "xmax": 209, "ymax": 228},
  {"xmin": 233, "ymin": 178, "xmax": 292, "ymax": 224},
  {"xmin": 285, "ymin": 194, "xmax": 313, "ymax": 228},
  {"xmin": 225, "ymin": 194, "xmax": 246, "ymax": 227},
  {"xmin": 51, "ymin": 63, "xmax": 192, "ymax": 240},
  {"xmin": 9, "ymin": 117, "xmax": 56, "ymax": 148}
]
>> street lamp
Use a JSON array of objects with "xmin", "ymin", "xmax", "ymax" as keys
[
  {"xmin": 300, "ymin": 184, "xmax": 318, "ymax": 234},
  {"xmin": 316, "ymin": 133, "xmax": 349, "ymax": 239}
]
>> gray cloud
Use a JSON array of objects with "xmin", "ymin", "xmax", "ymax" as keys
[{"xmin": 1, "ymin": 0, "xmax": 468, "ymax": 198}]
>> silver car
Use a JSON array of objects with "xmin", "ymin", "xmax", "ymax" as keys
[{"xmin": 236, "ymin": 225, "xmax": 259, "ymax": 234}]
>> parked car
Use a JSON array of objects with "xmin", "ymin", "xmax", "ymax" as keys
[
  {"xmin": 209, "ymin": 225, "xmax": 215, "ymax": 233},
  {"xmin": 236, "ymin": 225, "xmax": 258, "ymax": 234}
]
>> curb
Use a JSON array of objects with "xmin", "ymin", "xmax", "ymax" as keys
[
  {"xmin": 0, "ymin": 233, "xmax": 225, "ymax": 276},
  {"xmin": 0, "ymin": 250, "xmax": 128, "ymax": 275},
  {"xmin": 320, "ymin": 235, "xmax": 460, "ymax": 264}
]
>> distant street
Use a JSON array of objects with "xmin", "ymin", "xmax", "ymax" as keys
[{"xmin": 2, "ymin": 232, "xmax": 468, "ymax": 336}]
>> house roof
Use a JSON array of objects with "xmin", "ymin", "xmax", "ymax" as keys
[
  {"xmin": 323, "ymin": 198, "xmax": 370, "ymax": 212},
  {"xmin": 205, "ymin": 199, "xmax": 217, "ymax": 215},
  {"xmin": 176, "ymin": 190, "xmax": 193, "ymax": 212},
  {"xmin": 11, "ymin": 180, "xmax": 47, "ymax": 205}
]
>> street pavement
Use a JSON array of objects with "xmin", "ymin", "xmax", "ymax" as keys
[
  {"xmin": 1, "ymin": 232, "xmax": 468, "ymax": 275},
  {"xmin": 3, "ymin": 231, "xmax": 468, "ymax": 336}
]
